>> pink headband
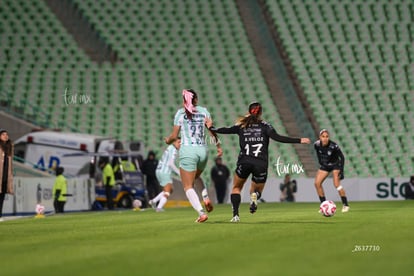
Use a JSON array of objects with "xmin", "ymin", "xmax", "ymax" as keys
[{"xmin": 182, "ymin": 89, "xmax": 196, "ymax": 114}]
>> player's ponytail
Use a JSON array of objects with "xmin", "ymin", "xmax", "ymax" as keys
[
  {"xmin": 236, "ymin": 102, "xmax": 262, "ymax": 128},
  {"xmin": 182, "ymin": 89, "xmax": 198, "ymax": 120}
]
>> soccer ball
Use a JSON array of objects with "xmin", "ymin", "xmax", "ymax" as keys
[
  {"xmin": 133, "ymin": 199, "xmax": 142, "ymax": 209},
  {"xmin": 319, "ymin": 200, "xmax": 336, "ymax": 217},
  {"xmin": 35, "ymin": 204, "xmax": 45, "ymax": 215}
]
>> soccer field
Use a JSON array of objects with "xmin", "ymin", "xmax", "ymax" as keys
[{"xmin": 1, "ymin": 201, "xmax": 412, "ymax": 276}]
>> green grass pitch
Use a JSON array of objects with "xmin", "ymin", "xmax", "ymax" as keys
[{"xmin": 1, "ymin": 201, "xmax": 412, "ymax": 276}]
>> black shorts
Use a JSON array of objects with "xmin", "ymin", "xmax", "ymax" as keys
[
  {"xmin": 319, "ymin": 164, "xmax": 342, "ymax": 172},
  {"xmin": 235, "ymin": 161, "xmax": 268, "ymax": 183}
]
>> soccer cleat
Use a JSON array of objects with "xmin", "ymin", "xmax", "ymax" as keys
[
  {"xmin": 195, "ymin": 214, "xmax": 208, "ymax": 223},
  {"xmin": 148, "ymin": 200, "xmax": 156, "ymax": 209},
  {"xmin": 203, "ymin": 198, "xmax": 214, "ymax": 213},
  {"xmin": 342, "ymin": 206, "xmax": 350, "ymax": 213},
  {"xmin": 249, "ymin": 192, "xmax": 258, "ymax": 214},
  {"xmin": 230, "ymin": 215, "xmax": 240, "ymax": 222},
  {"xmin": 155, "ymin": 208, "xmax": 165, "ymax": 212}
]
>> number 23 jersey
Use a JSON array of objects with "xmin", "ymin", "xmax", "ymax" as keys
[{"xmin": 174, "ymin": 106, "xmax": 210, "ymax": 147}]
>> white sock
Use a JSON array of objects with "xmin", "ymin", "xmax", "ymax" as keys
[
  {"xmin": 185, "ymin": 188, "xmax": 204, "ymax": 215},
  {"xmin": 152, "ymin": 192, "xmax": 164, "ymax": 203},
  {"xmin": 201, "ymin": 188, "xmax": 209, "ymax": 200},
  {"xmin": 157, "ymin": 196, "xmax": 168, "ymax": 209}
]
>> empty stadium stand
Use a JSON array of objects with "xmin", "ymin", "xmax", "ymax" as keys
[
  {"xmin": 0, "ymin": 0, "xmax": 412, "ymax": 177},
  {"xmin": 0, "ymin": 0, "xmax": 302, "ymax": 177},
  {"xmin": 263, "ymin": 0, "xmax": 413, "ymax": 177}
]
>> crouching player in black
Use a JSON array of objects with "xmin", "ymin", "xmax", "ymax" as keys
[
  {"xmin": 206, "ymin": 102, "xmax": 310, "ymax": 222},
  {"xmin": 314, "ymin": 129, "xmax": 350, "ymax": 213}
]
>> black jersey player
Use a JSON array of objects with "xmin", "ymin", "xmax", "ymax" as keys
[
  {"xmin": 314, "ymin": 129, "xmax": 350, "ymax": 212},
  {"xmin": 206, "ymin": 102, "xmax": 310, "ymax": 222}
]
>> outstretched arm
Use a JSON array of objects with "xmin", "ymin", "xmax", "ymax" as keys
[
  {"xmin": 268, "ymin": 128, "xmax": 310, "ymax": 144},
  {"xmin": 210, "ymin": 126, "xmax": 239, "ymax": 134},
  {"xmin": 205, "ymin": 117, "xmax": 238, "ymax": 135},
  {"xmin": 205, "ymin": 118, "xmax": 223, "ymax": 157}
]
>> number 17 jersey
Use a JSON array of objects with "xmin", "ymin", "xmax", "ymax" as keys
[{"xmin": 212, "ymin": 121, "xmax": 300, "ymax": 165}]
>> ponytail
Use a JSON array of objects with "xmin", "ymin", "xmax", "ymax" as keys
[
  {"xmin": 182, "ymin": 89, "xmax": 198, "ymax": 120},
  {"xmin": 236, "ymin": 102, "xmax": 263, "ymax": 128}
]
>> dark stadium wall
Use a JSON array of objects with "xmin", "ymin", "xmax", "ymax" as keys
[{"xmin": 0, "ymin": 111, "xmax": 38, "ymax": 141}]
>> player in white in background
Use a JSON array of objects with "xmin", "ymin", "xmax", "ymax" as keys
[
  {"xmin": 149, "ymin": 139, "xmax": 181, "ymax": 212},
  {"xmin": 165, "ymin": 89, "xmax": 222, "ymax": 223}
]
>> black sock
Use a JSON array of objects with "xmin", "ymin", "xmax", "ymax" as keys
[
  {"xmin": 319, "ymin": 196, "xmax": 326, "ymax": 203},
  {"xmin": 231, "ymin": 193, "xmax": 241, "ymax": 216},
  {"xmin": 341, "ymin": 196, "xmax": 349, "ymax": 206},
  {"xmin": 255, "ymin": 190, "xmax": 262, "ymax": 200}
]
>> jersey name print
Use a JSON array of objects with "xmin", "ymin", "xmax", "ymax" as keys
[{"xmin": 241, "ymin": 125, "xmax": 266, "ymax": 159}]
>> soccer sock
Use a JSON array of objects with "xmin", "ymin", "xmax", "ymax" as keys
[
  {"xmin": 319, "ymin": 196, "xmax": 326, "ymax": 203},
  {"xmin": 231, "ymin": 193, "xmax": 241, "ymax": 216},
  {"xmin": 254, "ymin": 190, "xmax": 262, "ymax": 200},
  {"xmin": 341, "ymin": 196, "xmax": 349, "ymax": 206},
  {"xmin": 152, "ymin": 192, "xmax": 164, "ymax": 203},
  {"xmin": 157, "ymin": 196, "xmax": 168, "ymax": 209},
  {"xmin": 185, "ymin": 188, "xmax": 204, "ymax": 215},
  {"xmin": 201, "ymin": 188, "xmax": 209, "ymax": 200}
]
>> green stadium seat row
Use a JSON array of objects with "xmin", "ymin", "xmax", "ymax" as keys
[
  {"xmin": 2, "ymin": 71, "xmax": 275, "ymax": 102},
  {"xmin": 278, "ymin": 20, "xmax": 410, "ymax": 44},
  {"xmin": 275, "ymin": 0, "xmax": 414, "ymax": 24},
  {"xmin": 298, "ymin": 63, "xmax": 414, "ymax": 93},
  {"xmin": 287, "ymin": 42, "xmax": 413, "ymax": 68}
]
